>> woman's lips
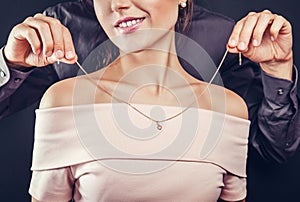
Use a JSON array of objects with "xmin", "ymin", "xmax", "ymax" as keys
[{"xmin": 115, "ymin": 17, "xmax": 145, "ymax": 34}]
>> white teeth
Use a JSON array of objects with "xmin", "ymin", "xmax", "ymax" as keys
[
  {"xmin": 119, "ymin": 19, "xmax": 142, "ymax": 28},
  {"xmin": 121, "ymin": 22, "xmax": 127, "ymax": 27},
  {"xmin": 127, "ymin": 21, "xmax": 132, "ymax": 27}
]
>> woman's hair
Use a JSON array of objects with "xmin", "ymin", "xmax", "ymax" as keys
[
  {"xmin": 97, "ymin": 0, "xmax": 195, "ymax": 68},
  {"xmin": 176, "ymin": 0, "xmax": 194, "ymax": 34}
]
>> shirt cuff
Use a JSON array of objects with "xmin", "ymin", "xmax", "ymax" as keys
[
  {"xmin": 0, "ymin": 47, "xmax": 10, "ymax": 87},
  {"xmin": 0, "ymin": 46, "xmax": 36, "ymax": 89},
  {"xmin": 261, "ymin": 66, "xmax": 298, "ymax": 105}
]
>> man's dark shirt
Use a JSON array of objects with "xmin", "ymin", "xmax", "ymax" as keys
[{"xmin": 0, "ymin": 0, "xmax": 299, "ymax": 163}]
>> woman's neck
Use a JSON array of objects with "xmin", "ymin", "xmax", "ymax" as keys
[{"xmin": 114, "ymin": 31, "xmax": 186, "ymax": 89}]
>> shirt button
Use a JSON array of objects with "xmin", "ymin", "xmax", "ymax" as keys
[
  {"xmin": 0, "ymin": 70, "xmax": 6, "ymax": 78},
  {"xmin": 277, "ymin": 88, "xmax": 284, "ymax": 95},
  {"xmin": 14, "ymin": 78, "xmax": 21, "ymax": 83}
]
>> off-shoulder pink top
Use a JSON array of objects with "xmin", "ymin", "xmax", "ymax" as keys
[{"xmin": 29, "ymin": 103, "xmax": 250, "ymax": 202}]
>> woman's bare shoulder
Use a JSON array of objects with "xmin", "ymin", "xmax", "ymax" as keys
[
  {"xmin": 39, "ymin": 68, "xmax": 110, "ymax": 109},
  {"xmin": 39, "ymin": 76, "xmax": 78, "ymax": 109},
  {"xmin": 203, "ymin": 83, "xmax": 248, "ymax": 120},
  {"xmin": 224, "ymin": 87, "xmax": 248, "ymax": 120}
]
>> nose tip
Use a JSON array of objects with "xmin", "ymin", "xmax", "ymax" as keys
[{"xmin": 111, "ymin": 0, "xmax": 130, "ymax": 11}]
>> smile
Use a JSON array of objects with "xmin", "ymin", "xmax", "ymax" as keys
[
  {"xmin": 115, "ymin": 17, "xmax": 145, "ymax": 34},
  {"xmin": 118, "ymin": 18, "xmax": 144, "ymax": 28}
]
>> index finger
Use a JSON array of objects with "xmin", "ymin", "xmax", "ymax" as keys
[{"xmin": 34, "ymin": 14, "xmax": 76, "ymax": 61}]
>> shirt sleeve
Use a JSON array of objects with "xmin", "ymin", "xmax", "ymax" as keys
[
  {"xmin": 219, "ymin": 173, "xmax": 247, "ymax": 201},
  {"xmin": 0, "ymin": 47, "xmax": 11, "ymax": 87},
  {"xmin": 252, "ymin": 66, "xmax": 300, "ymax": 163},
  {"xmin": 0, "ymin": 47, "xmax": 35, "ymax": 96},
  {"xmin": 29, "ymin": 168, "xmax": 74, "ymax": 202},
  {"xmin": 220, "ymin": 53, "xmax": 300, "ymax": 163},
  {"xmin": 0, "ymin": 47, "xmax": 36, "ymax": 89},
  {"xmin": 0, "ymin": 46, "xmax": 59, "ymax": 120}
]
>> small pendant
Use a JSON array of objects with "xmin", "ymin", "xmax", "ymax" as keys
[{"xmin": 156, "ymin": 122, "xmax": 162, "ymax": 130}]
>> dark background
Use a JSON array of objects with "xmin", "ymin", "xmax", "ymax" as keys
[{"xmin": 0, "ymin": 0, "xmax": 299, "ymax": 201}]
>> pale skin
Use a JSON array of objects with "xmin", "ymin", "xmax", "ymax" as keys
[{"xmin": 3, "ymin": 1, "xmax": 289, "ymax": 202}]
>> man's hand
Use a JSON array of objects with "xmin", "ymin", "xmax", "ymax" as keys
[
  {"xmin": 227, "ymin": 10, "xmax": 293, "ymax": 80},
  {"xmin": 4, "ymin": 13, "xmax": 77, "ymax": 68}
]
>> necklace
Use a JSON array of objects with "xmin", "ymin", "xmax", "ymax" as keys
[{"xmin": 75, "ymin": 49, "xmax": 235, "ymax": 130}]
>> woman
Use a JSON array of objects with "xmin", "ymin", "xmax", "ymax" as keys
[{"xmin": 29, "ymin": 0, "xmax": 250, "ymax": 201}]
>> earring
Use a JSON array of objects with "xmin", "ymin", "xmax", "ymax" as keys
[{"xmin": 179, "ymin": 1, "xmax": 187, "ymax": 8}]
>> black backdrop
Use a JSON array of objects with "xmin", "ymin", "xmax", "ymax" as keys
[{"xmin": 0, "ymin": 0, "xmax": 299, "ymax": 201}]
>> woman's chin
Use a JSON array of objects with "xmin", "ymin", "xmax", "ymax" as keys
[{"xmin": 111, "ymin": 28, "xmax": 172, "ymax": 54}]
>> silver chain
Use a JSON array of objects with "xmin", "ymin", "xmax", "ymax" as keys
[{"xmin": 75, "ymin": 49, "xmax": 232, "ymax": 130}]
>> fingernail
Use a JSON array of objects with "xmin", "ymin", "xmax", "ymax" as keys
[
  {"xmin": 238, "ymin": 42, "xmax": 246, "ymax": 50},
  {"xmin": 270, "ymin": 36, "xmax": 275, "ymax": 41},
  {"xmin": 35, "ymin": 49, "xmax": 41, "ymax": 55},
  {"xmin": 55, "ymin": 50, "xmax": 64, "ymax": 58},
  {"xmin": 252, "ymin": 39, "xmax": 259, "ymax": 47},
  {"xmin": 229, "ymin": 39, "xmax": 237, "ymax": 46},
  {"xmin": 66, "ymin": 51, "xmax": 75, "ymax": 59},
  {"xmin": 46, "ymin": 51, "xmax": 52, "ymax": 57}
]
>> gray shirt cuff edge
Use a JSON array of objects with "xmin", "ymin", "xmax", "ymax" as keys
[
  {"xmin": 261, "ymin": 65, "xmax": 298, "ymax": 103},
  {"xmin": 0, "ymin": 47, "xmax": 10, "ymax": 87}
]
